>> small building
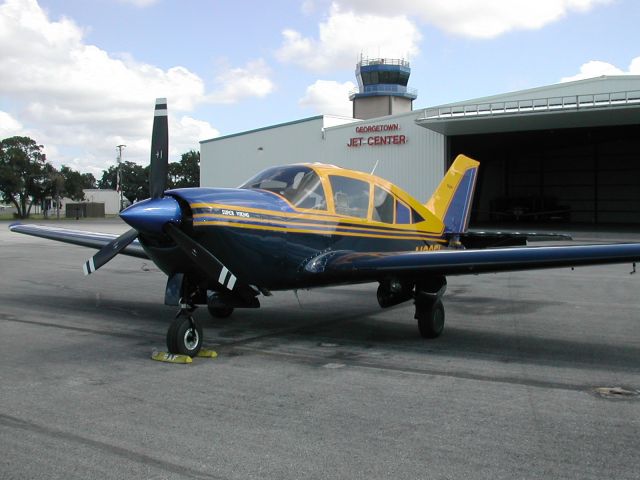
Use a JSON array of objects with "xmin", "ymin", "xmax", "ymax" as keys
[
  {"xmin": 65, "ymin": 202, "xmax": 105, "ymax": 218},
  {"xmin": 81, "ymin": 189, "xmax": 120, "ymax": 215},
  {"xmin": 62, "ymin": 189, "xmax": 121, "ymax": 217}
]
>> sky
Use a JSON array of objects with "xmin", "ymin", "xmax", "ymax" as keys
[{"xmin": 1, "ymin": 0, "xmax": 639, "ymax": 177}]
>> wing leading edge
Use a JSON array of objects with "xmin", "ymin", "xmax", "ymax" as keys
[
  {"xmin": 304, "ymin": 243, "xmax": 640, "ymax": 281},
  {"xmin": 9, "ymin": 224, "xmax": 148, "ymax": 259}
]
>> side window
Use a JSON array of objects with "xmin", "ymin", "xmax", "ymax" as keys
[
  {"xmin": 412, "ymin": 209, "xmax": 424, "ymax": 223},
  {"xmin": 329, "ymin": 176, "xmax": 370, "ymax": 219},
  {"xmin": 372, "ymin": 186, "xmax": 394, "ymax": 223},
  {"xmin": 396, "ymin": 200, "xmax": 410, "ymax": 224},
  {"xmin": 288, "ymin": 171, "xmax": 327, "ymax": 210}
]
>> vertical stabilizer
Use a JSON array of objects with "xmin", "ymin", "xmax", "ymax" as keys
[{"xmin": 425, "ymin": 154, "xmax": 479, "ymax": 234}]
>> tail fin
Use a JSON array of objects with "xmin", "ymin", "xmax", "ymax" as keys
[{"xmin": 425, "ymin": 154, "xmax": 479, "ymax": 234}]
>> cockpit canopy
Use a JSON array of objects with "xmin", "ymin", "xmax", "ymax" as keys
[
  {"xmin": 240, "ymin": 164, "xmax": 424, "ymax": 224},
  {"xmin": 240, "ymin": 165, "xmax": 327, "ymax": 210}
]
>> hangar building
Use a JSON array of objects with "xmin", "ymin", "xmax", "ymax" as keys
[{"xmin": 201, "ymin": 62, "xmax": 640, "ymax": 226}]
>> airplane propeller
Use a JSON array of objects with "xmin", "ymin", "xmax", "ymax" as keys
[
  {"xmin": 82, "ymin": 98, "xmax": 244, "ymax": 292},
  {"xmin": 149, "ymin": 98, "xmax": 169, "ymax": 199},
  {"xmin": 83, "ymin": 228, "xmax": 138, "ymax": 275},
  {"xmin": 83, "ymin": 98, "xmax": 169, "ymax": 275},
  {"xmin": 163, "ymin": 223, "xmax": 238, "ymax": 291}
]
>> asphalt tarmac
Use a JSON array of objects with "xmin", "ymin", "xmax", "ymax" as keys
[{"xmin": 1, "ymin": 219, "xmax": 639, "ymax": 480}]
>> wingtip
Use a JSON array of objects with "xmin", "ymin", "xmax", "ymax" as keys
[
  {"xmin": 8, "ymin": 222, "xmax": 22, "ymax": 231},
  {"xmin": 82, "ymin": 257, "xmax": 95, "ymax": 276}
]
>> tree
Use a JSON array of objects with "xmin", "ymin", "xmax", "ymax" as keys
[
  {"xmin": 97, "ymin": 161, "xmax": 149, "ymax": 203},
  {"xmin": 95, "ymin": 149, "xmax": 200, "ymax": 203},
  {"xmin": 177, "ymin": 150, "xmax": 200, "ymax": 188},
  {"xmin": 161, "ymin": 150, "xmax": 201, "ymax": 189},
  {"xmin": 0, "ymin": 136, "xmax": 48, "ymax": 219},
  {"xmin": 59, "ymin": 165, "xmax": 87, "ymax": 201},
  {"xmin": 167, "ymin": 162, "xmax": 182, "ymax": 189},
  {"xmin": 81, "ymin": 172, "xmax": 96, "ymax": 189}
]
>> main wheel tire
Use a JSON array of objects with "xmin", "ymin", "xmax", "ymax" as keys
[
  {"xmin": 207, "ymin": 305, "xmax": 234, "ymax": 319},
  {"xmin": 166, "ymin": 316, "xmax": 203, "ymax": 357},
  {"xmin": 417, "ymin": 299, "xmax": 445, "ymax": 339}
]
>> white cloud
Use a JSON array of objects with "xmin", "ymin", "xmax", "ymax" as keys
[
  {"xmin": 207, "ymin": 60, "xmax": 274, "ymax": 104},
  {"xmin": 561, "ymin": 57, "xmax": 640, "ymax": 82},
  {"xmin": 0, "ymin": 111, "xmax": 24, "ymax": 138},
  {"xmin": 336, "ymin": 0, "xmax": 612, "ymax": 39},
  {"xmin": 299, "ymin": 80, "xmax": 355, "ymax": 116},
  {"xmin": 301, "ymin": 0, "xmax": 317, "ymax": 15},
  {"xmin": 277, "ymin": 3, "xmax": 421, "ymax": 73},
  {"xmin": 0, "ymin": 0, "xmax": 269, "ymax": 174},
  {"xmin": 173, "ymin": 115, "xmax": 220, "ymax": 151},
  {"xmin": 116, "ymin": 0, "xmax": 159, "ymax": 7}
]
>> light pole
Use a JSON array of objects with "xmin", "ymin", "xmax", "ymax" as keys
[{"xmin": 116, "ymin": 144, "xmax": 126, "ymax": 211}]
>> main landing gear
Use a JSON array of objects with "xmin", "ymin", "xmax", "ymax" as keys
[
  {"xmin": 166, "ymin": 305, "xmax": 203, "ymax": 357},
  {"xmin": 377, "ymin": 276, "xmax": 448, "ymax": 338},
  {"xmin": 414, "ymin": 276, "xmax": 447, "ymax": 338}
]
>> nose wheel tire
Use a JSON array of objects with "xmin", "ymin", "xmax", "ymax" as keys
[{"xmin": 166, "ymin": 314, "xmax": 203, "ymax": 357}]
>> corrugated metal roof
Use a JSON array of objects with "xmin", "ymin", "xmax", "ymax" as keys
[{"xmin": 416, "ymin": 76, "xmax": 640, "ymax": 136}]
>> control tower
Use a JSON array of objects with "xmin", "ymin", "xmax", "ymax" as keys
[{"xmin": 349, "ymin": 57, "xmax": 418, "ymax": 120}]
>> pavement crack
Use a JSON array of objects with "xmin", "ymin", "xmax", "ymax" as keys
[
  {"xmin": 231, "ymin": 345, "xmax": 599, "ymax": 394},
  {"xmin": 0, "ymin": 315, "xmax": 162, "ymax": 341}
]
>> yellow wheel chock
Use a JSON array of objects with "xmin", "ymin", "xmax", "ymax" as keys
[{"xmin": 151, "ymin": 348, "xmax": 218, "ymax": 363}]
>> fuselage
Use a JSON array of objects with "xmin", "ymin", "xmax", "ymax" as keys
[{"xmin": 127, "ymin": 163, "xmax": 451, "ymax": 290}]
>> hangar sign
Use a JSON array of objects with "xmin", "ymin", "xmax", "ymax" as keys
[{"xmin": 347, "ymin": 123, "xmax": 407, "ymax": 148}]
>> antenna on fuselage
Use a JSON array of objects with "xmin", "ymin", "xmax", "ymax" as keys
[{"xmin": 370, "ymin": 158, "xmax": 380, "ymax": 175}]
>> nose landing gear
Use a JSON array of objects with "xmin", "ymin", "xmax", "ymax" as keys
[{"xmin": 166, "ymin": 304, "xmax": 203, "ymax": 357}]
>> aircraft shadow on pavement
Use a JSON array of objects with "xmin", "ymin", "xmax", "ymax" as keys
[{"xmin": 8, "ymin": 291, "xmax": 640, "ymax": 373}]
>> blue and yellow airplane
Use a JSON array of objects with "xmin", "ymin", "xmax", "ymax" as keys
[{"xmin": 10, "ymin": 99, "xmax": 640, "ymax": 356}]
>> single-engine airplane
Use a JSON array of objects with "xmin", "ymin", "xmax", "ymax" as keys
[{"xmin": 10, "ymin": 99, "xmax": 640, "ymax": 357}]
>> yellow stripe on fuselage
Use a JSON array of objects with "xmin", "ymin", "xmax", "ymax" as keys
[
  {"xmin": 192, "ymin": 213, "xmax": 443, "ymax": 240},
  {"xmin": 190, "ymin": 200, "xmax": 447, "ymax": 242},
  {"xmin": 190, "ymin": 202, "xmax": 443, "ymax": 235},
  {"xmin": 193, "ymin": 219, "xmax": 448, "ymax": 242}
]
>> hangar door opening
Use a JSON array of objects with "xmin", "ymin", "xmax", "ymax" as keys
[{"xmin": 450, "ymin": 124, "xmax": 640, "ymax": 226}]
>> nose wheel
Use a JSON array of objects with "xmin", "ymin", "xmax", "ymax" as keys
[{"xmin": 166, "ymin": 307, "xmax": 203, "ymax": 357}]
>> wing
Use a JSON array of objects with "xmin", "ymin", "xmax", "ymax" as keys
[
  {"xmin": 303, "ymin": 243, "xmax": 640, "ymax": 282},
  {"xmin": 458, "ymin": 230, "xmax": 572, "ymax": 249},
  {"xmin": 9, "ymin": 223, "xmax": 148, "ymax": 259}
]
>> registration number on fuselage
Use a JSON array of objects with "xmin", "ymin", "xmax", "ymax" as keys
[{"xmin": 415, "ymin": 244, "xmax": 442, "ymax": 252}]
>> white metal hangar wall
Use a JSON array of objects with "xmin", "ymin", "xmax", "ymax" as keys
[
  {"xmin": 418, "ymin": 76, "xmax": 640, "ymax": 225},
  {"xmin": 200, "ymin": 111, "xmax": 446, "ymax": 203},
  {"xmin": 200, "ymin": 116, "xmax": 356, "ymax": 188}
]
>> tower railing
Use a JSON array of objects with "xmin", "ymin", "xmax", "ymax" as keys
[
  {"xmin": 357, "ymin": 58, "xmax": 410, "ymax": 68},
  {"xmin": 349, "ymin": 85, "xmax": 418, "ymax": 97}
]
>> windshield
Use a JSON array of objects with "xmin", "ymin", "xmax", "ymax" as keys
[{"xmin": 240, "ymin": 165, "xmax": 327, "ymax": 210}]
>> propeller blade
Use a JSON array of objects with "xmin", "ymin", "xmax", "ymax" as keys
[
  {"xmin": 82, "ymin": 228, "xmax": 139, "ymax": 275},
  {"xmin": 149, "ymin": 97, "xmax": 168, "ymax": 199},
  {"xmin": 164, "ymin": 223, "xmax": 238, "ymax": 291}
]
